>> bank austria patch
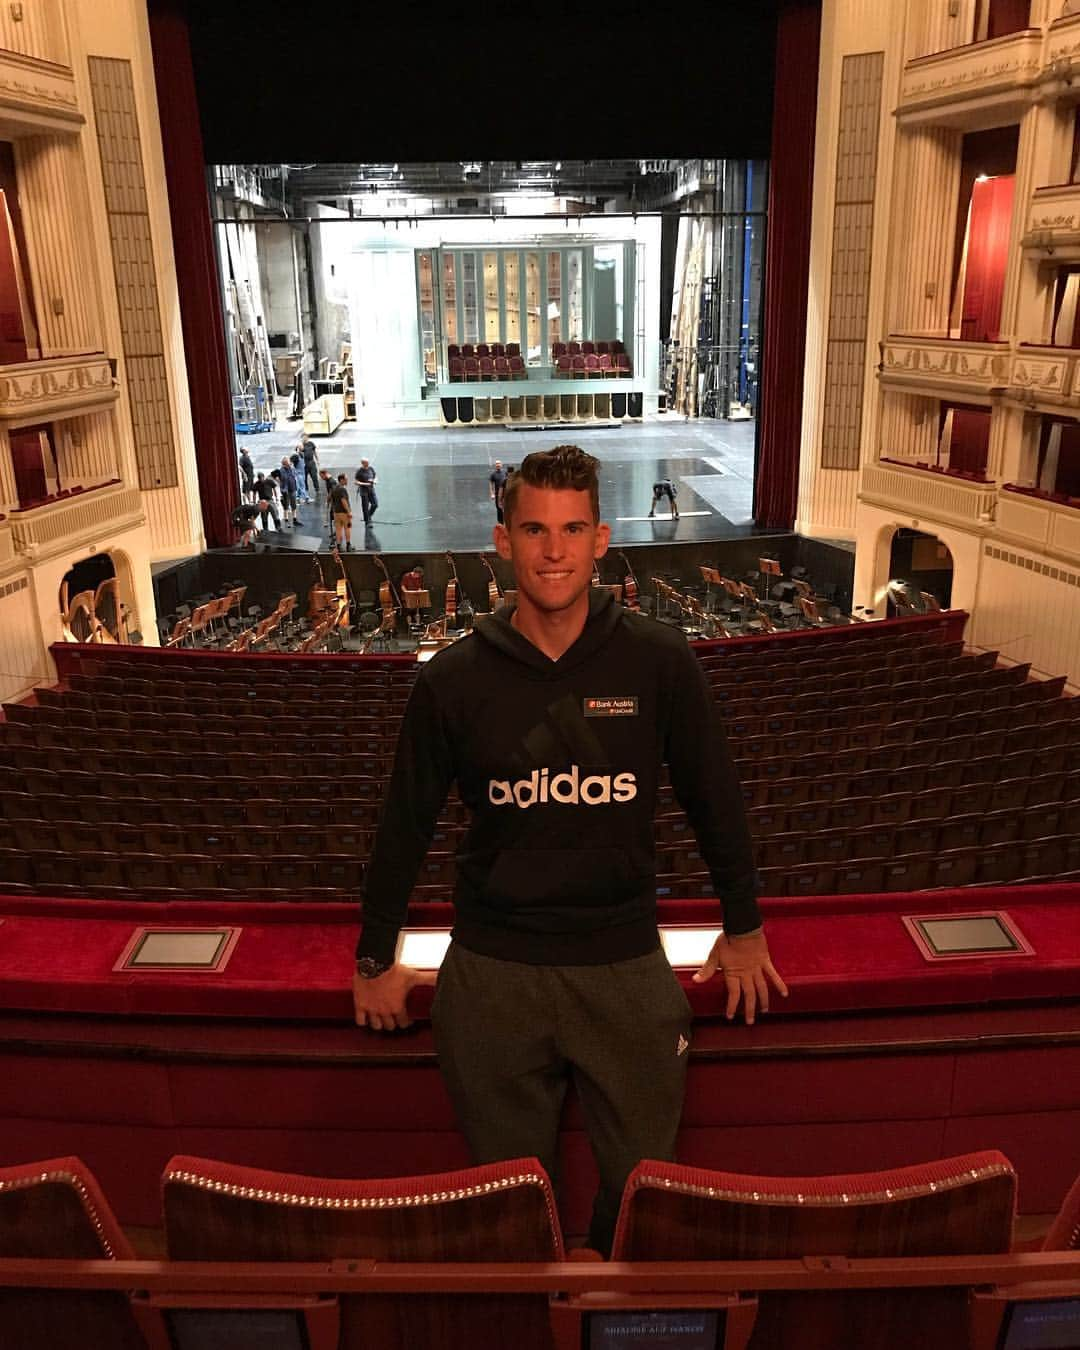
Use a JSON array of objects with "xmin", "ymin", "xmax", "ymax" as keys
[{"xmin": 583, "ymin": 696, "xmax": 639, "ymax": 718}]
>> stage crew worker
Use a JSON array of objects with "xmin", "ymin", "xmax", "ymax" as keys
[{"xmin": 353, "ymin": 444, "xmax": 786, "ymax": 1254}]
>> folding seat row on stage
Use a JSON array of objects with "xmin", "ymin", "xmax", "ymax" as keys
[
  {"xmin": 551, "ymin": 339, "xmax": 627, "ymax": 356},
  {"xmin": 3, "ymin": 1148, "xmax": 1076, "ymax": 1350},
  {"xmin": 553, "ymin": 352, "xmax": 633, "ymax": 376}
]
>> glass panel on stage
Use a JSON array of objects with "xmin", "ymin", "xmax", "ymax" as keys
[
  {"xmin": 417, "ymin": 250, "xmax": 436, "ymax": 382},
  {"xmin": 483, "ymin": 251, "xmax": 500, "ymax": 343},
  {"xmin": 461, "ymin": 251, "xmax": 479, "ymax": 344},
  {"xmin": 505, "ymin": 251, "xmax": 521, "ymax": 346},
  {"xmin": 547, "ymin": 250, "xmax": 561, "ymax": 352},
  {"xmin": 566, "ymin": 248, "xmax": 583, "ymax": 342},
  {"xmin": 442, "ymin": 251, "xmax": 457, "ymax": 348},
  {"xmin": 525, "ymin": 250, "xmax": 542, "ymax": 364}
]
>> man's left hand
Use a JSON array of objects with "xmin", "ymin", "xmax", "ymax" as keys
[{"xmin": 692, "ymin": 929, "xmax": 788, "ymax": 1025}]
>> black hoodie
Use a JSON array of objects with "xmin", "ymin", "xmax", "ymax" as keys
[{"xmin": 356, "ymin": 589, "xmax": 761, "ymax": 967}]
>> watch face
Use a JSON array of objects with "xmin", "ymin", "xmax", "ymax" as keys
[{"xmin": 357, "ymin": 957, "xmax": 389, "ymax": 979}]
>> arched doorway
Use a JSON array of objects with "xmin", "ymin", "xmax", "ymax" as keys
[
  {"xmin": 58, "ymin": 553, "xmax": 139, "ymax": 643},
  {"xmin": 886, "ymin": 528, "xmax": 954, "ymax": 617}
]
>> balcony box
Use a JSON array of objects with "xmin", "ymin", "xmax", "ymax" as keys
[
  {"xmin": 898, "ymin": 30, "xmax": 1043, "ymax": 129},
  {"xmin": 0, "ymin": 49, "xmax": 81, "ymax": 137},
  {"xmin": 861, "ymin": 459, "xmax": 998, "ymax": 529},
  {"xmin": 878, "ymin": 336, "xmax": 1010, "ymax": 401},
  {"xmin": 9, "ymin": 482, "xmax": 142, "ymax": 562},
  {"xmin": 0, "ymin": 354, "xmax": 116, "ymax": 428},
  {"xmin": 998, "ymin": 484, "xmax": 1080, "ymax": 563}
]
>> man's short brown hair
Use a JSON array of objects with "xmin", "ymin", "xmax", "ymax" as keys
[{"xmin": 502, "ymin": 445, "xmax": 600, "ymax": 526}]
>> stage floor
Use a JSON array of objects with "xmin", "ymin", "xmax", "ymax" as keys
[{"xmin": 235, "ymin": 417, "xmax": 777, "ymax": 554}]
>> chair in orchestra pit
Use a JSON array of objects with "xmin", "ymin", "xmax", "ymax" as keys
[
  {"xmin": 584, "ymin": 353, "xmax": 601, "ymax": 377},
  {"xmin": 614, "ymin": 352, "xmax": 631, "ymax": 375},
  {"xmin": 476, "ymin": 343, "xmax": 490, "ymax": 358},
  {"xmin": 491, "ymin": 342, "xmax": 504, "ymax": 357},
  {"xmin": 162, "ymin": 1154, "xmax": 563, "ymax": 1350},
  {"xmin": 460, "ymin": 344, "xmax": 475, "ymax": 358},
  {"xmin": 509, "ymin": 355, "xmax": 526, "ymax": 379},
  {"xmin": 495, "ymin": 355, "xmax": 510, "ymax": 378},
  {"xmin": 598, "ymin": 352, "xmax": 613, "ymax": 376},
  {"xmin": 612, "ymin": 1151, "xmax": 1017, "ymax": 1350},
  {"xmin": 447, "ymin": 343, "xmax": 460, "ymax": 360},
  {"xmin": 570, "ymin": 354, "xmax": 586, "ymax": 378},
  {"xmin": 506, "ymin": 342, "xmax": 520, "ymax": 357},
  {"xmin": 449, "ymin": 357, "xmax": 465, "ymax": 381},
  {"xmin": 555, "ymin": 355, "xmax": 572, "ymax": 378},
  {"xmin": 0, "ymin": 1155, "xmax": 145, "ymax": 1350},
  {"xmin": 596, "ymin": 340, "xmax": 610, "ymax": 354},
  {"xmin": 551, "ymin": 341, "xmax": 567, "ymax": 360},
  {"xmin": 567, "ymin": 341, "xmax": 581, "ymax": 356},
  {"xmin": 463, "ymin": 357, "xmax": 480, "ymax": 382},
  {"xmin": 479, "ymin": 356, "xmax": 495, "ymax": 380},
  {"xmin": 581, "ymin": 340, "xmax": 595, "ymax": 354}
]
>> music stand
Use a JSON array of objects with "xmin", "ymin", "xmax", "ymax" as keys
[
  {"xmin": 401, "ymin": 588, "xmax": 431, "ymax": 635},
  {"xmin": 758, "ymin": 557, "xmax": 781, "ymax": 601}
]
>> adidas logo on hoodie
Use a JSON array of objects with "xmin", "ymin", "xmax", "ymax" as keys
[{"xmin": 488, "ymin": 765, "xmax": 637, "ymax": 808}]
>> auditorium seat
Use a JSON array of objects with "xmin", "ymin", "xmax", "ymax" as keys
[
  {"xmin": 611, "ymin": 1151, "xmax": 1016, "ymax": 1350},
  {"xmin": 162, "ymin": 1154, "xmax": 563, "ymax": 1350},
  {"xmin": 0, "ymin": 1155, "xmax": 145, "ymax": 1350}
]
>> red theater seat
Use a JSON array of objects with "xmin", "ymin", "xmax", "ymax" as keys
[
  {"xmin": 0, "ymin": 1155, "xmax": 144, "ymax": 1349},
  {"xmin": 612, "ymin": 1152, "xmax": 1017, "ymax": 1350},
  {"xmin": 163, "ymin": 1154, "xmax": 563, "ymax": 1350}
]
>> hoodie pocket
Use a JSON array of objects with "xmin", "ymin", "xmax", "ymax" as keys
[{"xmin": 485, "ymin": 847, "xmax": 639, "ymax": 907}]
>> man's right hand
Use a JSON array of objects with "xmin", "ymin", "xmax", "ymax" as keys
[{"xmin": 352, "ymin": 963, "xmax": 436, "ymax": 1031}]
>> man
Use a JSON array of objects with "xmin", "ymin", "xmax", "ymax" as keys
[
  {"xmin": 649, "ymin": 478, "xmax": 679, "ymax": 519},
  {"xmin": 318, "ymin": 469, "xmax": 336, "ymax": 540},
  {"xmin": 279, "ymin": 456, "xmax": 302, "ymax": 528},
  {"xmin": 354, "ymin": 459, "xmax": 378, "ymax": 524},
  {"xmin": 353, "ymin": 445, "xmax": 785, "ymax": 1254},
  {"xmin": 238, "ymin": 447, "xmax": 255, "ymax": 502},
  {"xmin": 489, "ymin": 460, "xmax": 508, "ymax": 523},
  {"xmin": 231, "ymin": 501, "xmax": 259, "ymax": 549},
  {"xmin": 253, "ymin": 472, "xmax": 282, "ymax": 532},
  {"xmin": 299, "ymin": 435, "xmax": 320, "ymax": 498},
  {"xmin": 330, "ymin": 472, "xmax": 353, "ymax": 551}
]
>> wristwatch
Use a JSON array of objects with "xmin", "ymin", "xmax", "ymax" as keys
[{"xmin": 355, "ymin": 956, "xmax": 393, "ymax": 979}]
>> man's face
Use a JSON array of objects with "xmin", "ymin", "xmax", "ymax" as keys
[{"xmin": 494, "ymin": 483, "xmax": 609, "ymax": 614}]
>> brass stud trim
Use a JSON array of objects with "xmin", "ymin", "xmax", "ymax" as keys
[
  {"xmin": 0, "ymin": 1169, "xmax": 115, "ymax": 1258},
  {"xmin": 642, "ymin": 1163, "xmax": 1012, "ymax": 1207}
]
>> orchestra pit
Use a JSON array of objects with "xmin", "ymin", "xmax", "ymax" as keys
[{"xmin": 0, "ymin": 1, "xmax": 1077, "ymax": 1346}]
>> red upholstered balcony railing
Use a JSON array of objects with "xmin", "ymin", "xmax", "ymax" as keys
[
  {"xmin": 11, "ymin": 476, "xmax": 122, "ymax": 514},
  {"xmin": 1002, "ymin": 482, "xmax": 1080, "ymax": 510},
  {"xmin": 879, "ymin": 456, "xmax": 994, "ymax": 485}
]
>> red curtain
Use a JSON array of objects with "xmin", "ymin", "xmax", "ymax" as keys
[
  {"xmin": 960, "ymin": 175, "xmax": 1015, "ymax": 344},
  {"xmin": 10, "ymin": 427, "xmax": 47, "ymax": 505},
  {"xmin": 987, "ymin": 0, "xmax": 1031, "ymax": 38},
  {"xmin": 754, "ymin": 0, "xmax": 821, "ymax": 531},
  {"xmin": 147, "ymin": 1, "xmax": 237, "ymax": 549},
  {"xmin": 947, "ymin": 408, "xmax": 990, "ymax": 476}
]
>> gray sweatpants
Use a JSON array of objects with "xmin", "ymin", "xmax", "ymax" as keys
[{"xmin": 431, "ymin": 942, "xmax": 692, "ymax": 1254}]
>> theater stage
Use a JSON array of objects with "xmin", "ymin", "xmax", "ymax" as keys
[{"xmin": 235, "ymin": 418, "xmax": 774, "ymax": 554}]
